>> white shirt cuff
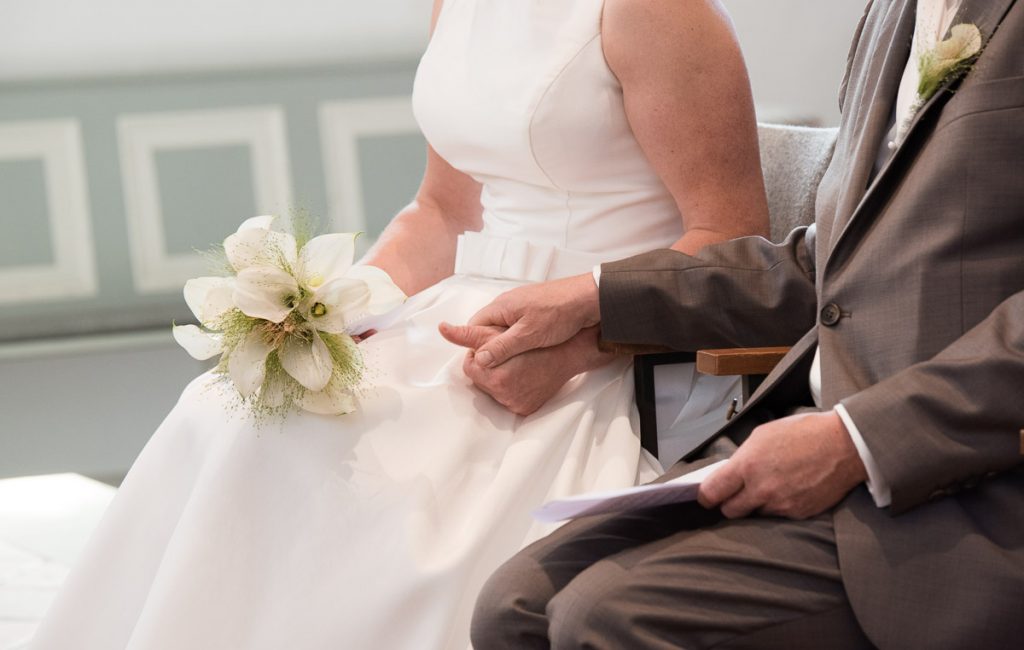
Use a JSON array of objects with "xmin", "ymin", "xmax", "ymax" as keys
[
  {"xmin": 592, "ymin": 264, "xmax": 602, "ymax": 287},
  {"xmin": 835, "ymin": 403, "xmax": 891, "ymax": 507}
]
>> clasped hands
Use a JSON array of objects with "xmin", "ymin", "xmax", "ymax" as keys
[
  {"xmin": 439, "ymin": 272, "xmax": 868, "ymax": 520},
  {"xmin": 439, "ymin": 273, "xmax": 606, "ymax": 416}
]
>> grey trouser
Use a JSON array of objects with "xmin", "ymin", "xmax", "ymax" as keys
[{"xmin": 471, "ymin": 459, "xmax": 875, "ymax": 649}]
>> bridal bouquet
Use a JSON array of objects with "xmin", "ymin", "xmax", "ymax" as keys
[{"xmin": 173, "ymin": 216, "xmax": 406, "ymax": 416}]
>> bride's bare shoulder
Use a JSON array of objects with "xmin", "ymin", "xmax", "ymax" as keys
[{"xmin": 602, "ymin": 0, "xmax": 740, "ymax": 76}]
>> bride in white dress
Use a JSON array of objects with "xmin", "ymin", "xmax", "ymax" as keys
[{"xmin": 31, "ymin": 1, "xmax": 768, "ymax": 648}]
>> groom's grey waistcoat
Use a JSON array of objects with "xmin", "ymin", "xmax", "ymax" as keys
[{"xmin": 599, "ymin": 0, "xmax": 1024, "ymax": 647}]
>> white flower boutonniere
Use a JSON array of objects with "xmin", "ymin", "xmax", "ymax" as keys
[
  {"xmin": 173, "ymin": 215, "xmax": 406, "ymax": 418},
  {"xmin": 898, "ymin": 23, "xmax": 982, "ymax": 141},
  {"xmin": 916, "ymin": 23, "xmax": 983, "ymax": 103}
]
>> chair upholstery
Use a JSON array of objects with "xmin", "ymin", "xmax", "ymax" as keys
[{"xmin": 757, "ymin": 123, "xmax": 839, "ymax": 241}]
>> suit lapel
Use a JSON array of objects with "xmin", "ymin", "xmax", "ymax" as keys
[
  {"xmin": 825, "ymin": 0, "xmax": 917, "ymax": 255},
  {"xmin": 825, "ymin": 0, "xmax": 1018, "ymax": 271}
]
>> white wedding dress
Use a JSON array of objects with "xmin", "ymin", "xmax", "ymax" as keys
[{"xmin": 31, "ymin": 1, "xmax": 738, "ymax": 648}]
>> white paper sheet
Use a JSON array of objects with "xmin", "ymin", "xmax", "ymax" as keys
[{"xmin": 532, "ymin": 459, "xmax": 728, "ymax": 523}]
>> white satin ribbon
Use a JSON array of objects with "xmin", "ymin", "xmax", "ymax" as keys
[{"xmin": 453, "ymin": 231, "xmax": 608, "ymax": 282}]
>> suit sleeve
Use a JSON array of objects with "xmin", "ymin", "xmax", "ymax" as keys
[
  {"xmin": 598, "ymin": 226, "xmax": 819, "ymax": 351},
  {"xmin": 841, "ymin": 289, "xmax": 1024, "ymax": 514}
]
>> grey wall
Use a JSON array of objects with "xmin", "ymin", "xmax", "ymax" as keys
[
  {"xmin": 723, "ymin": 0, "xmax": 870, "ymax": 125},
  {"xmin": 0, "ymin": 64, "xmax": 427, "ymax": 342}
]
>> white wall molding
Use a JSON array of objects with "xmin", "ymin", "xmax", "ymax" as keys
[
  {"xmin": 319, "ymin": 97, "xmax": 419, "ymax": 236},
  {"xmin": 0, "ymin": 119, "xmax": 97, "ymax": 305},
  {"xmin": 118, "ymin": 106, "xmax": 293, "ymax": 293}
]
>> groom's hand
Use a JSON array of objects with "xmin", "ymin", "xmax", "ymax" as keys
[
  {"xmin": 697, "ymin": 411, "xmax": 869, "ymax": 520},
  {"xmin": 459, "ymin": 327, "xmax": 613, "ymax": 416},
  {"xmin": 439, "ymin": 273, "xmax": 600, "ymax": 368}
]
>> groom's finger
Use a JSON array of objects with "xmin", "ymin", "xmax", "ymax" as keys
[
  {"xmin": 474, "ymin": 322, "xmax": 540, "ymax": 368},
  {"xmin": 697, "ymin": 460, "xmax": 743, "ymax": 509},
  {"xmin": 467, "ymin": 298, "xmax": 517, "ymax": 329}
]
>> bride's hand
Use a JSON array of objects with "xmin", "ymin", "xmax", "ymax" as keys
[
  {"xmin": 439, "ymin": 273, "xmax": 600, "ymax": 368},
  {"xmin": 459, "ymin": 327, "xmax": 614, "ymax": 416}
]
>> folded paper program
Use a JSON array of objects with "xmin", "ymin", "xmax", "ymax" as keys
[{"xmin": 532, "ymin": 459, "xmax": 728, "ymax": 523}]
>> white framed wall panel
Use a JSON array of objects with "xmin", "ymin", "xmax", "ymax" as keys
[
  {"xmin": 319, "ymin": 97, "xmax": 419, "ymax": 235},
  {"xmin": 118, "ymin": 106, "xmax": 293, "ymax": 293},
  {"xmin": 0, "ymin": 119, "xmax": 97, "ymax": 305}
]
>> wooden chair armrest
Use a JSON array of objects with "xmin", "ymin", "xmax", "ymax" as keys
[{"xmin": 695, "ymin": 346, "xmax": 791, "ymax": 377}]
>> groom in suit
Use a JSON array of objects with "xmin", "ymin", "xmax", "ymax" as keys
[{"xmin": 443, "ymin": 0, "xmax": 1024, "ymax": 647}]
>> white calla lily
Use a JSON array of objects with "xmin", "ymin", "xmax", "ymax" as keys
[
  {"xmin": 265, "ymin": 230, "xmax": 299, "ymax": 271},
  {"xmin": 237, "ymin": 215, "xmax": 276, "ymax": 232},
  {"xmin": 228, "ymin": 330, "xmax": 274, "ymax": 398},
  {"xmin": 234, "ymin": 267, "xmax": 300, "ymax": 323},
  {"xmin": 303, "ymin": 277, "xmax": 372, "ymax": 333},
  {"xmin": 344, "ymin": 265, "xmax": 407, "ymax": 315},
  {"xmin": 297, "ymin": 233, "xmax": 358, "ymax": 288},
  {"xmin": 279, "ymin": 330, "xmax": 334, "ymax": 392},
  {"xmin": 172, "ymin": 324, "xmax": 223, "ymax": 360},
  {"xmin": 223, "ymin": 216, "xmax": 299, "ymax": 273},
  {"xmin": 183, "ymin": 277, "xmax": 236, "ymax": 327},
  {"xmin": 225, "ymin": 226, "xmax": 271, "ymax": 272}
]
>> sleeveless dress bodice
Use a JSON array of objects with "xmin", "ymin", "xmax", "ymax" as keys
[{"xmin": 413, "ymin": 0, "xmax": 682, "ymax": 269}]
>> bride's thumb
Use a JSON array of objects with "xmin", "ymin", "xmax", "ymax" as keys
[{"xmin": 439, "ymin": 322, "xmax": 492, "ymax": 350}]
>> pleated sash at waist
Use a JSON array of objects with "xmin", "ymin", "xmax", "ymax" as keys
[{"xmin": 453, "ymin": 231, "xmax": 609, "ymax": 283}]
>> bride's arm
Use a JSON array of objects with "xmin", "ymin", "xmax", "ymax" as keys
[
  {"xmin": 604, "ymin": 0, "xmax": 770, "ymax": 254},
  {"xmin": 357, "ymin": 0, "xmax": 484, "ymax": 296},
  {"xmin": 443, "ymin": 0, "xmax": 771, "ymax": 414},
  {"xmin": 358, "ymin": 145, "xmax": 482, "ymax": 296}
]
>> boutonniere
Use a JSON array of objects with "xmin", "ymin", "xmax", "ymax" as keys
[
  {"xmin": 898, "ymin": 23, "xmax": 983, "ymax": 142},
  {"xmin": 916, "ymin": 23, "xmax": 983, "ymax": 103}
]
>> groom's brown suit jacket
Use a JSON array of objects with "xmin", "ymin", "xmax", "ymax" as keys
[{"xmin": 599, "ymin": 1, "xmax": 1024, "ymax": 647}]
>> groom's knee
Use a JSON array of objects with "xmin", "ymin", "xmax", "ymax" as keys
[
  {"xmin": 471, "ymin": 553, "xmax": 555, "ymax": 649},
  {"xmin": 546, "ymin": 563, "xmax": 631, "ymax": 650}
]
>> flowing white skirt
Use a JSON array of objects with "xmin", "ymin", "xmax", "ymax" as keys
[{"xmin": 31, "ymin": 274, "xmax": 737, "ymax": 650}]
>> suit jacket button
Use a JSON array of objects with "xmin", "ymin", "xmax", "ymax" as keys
[{"xmin": 820, "ymin": 303, "xmax": 842, "ymax": 326}]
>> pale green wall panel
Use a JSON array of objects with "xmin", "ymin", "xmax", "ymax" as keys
[
  {"xmin": 358, "ymin": 133, "xmax": 427, "ymax": 239},
  {"xmin": 0, "ymin": 62, "xmax": 424, "ymax": 341},
  {"xmin": 0, "ymin": 159, "xmax": 54, "ymax": 268},
  {"xmin": 156, "ymin": 145, "xmax": 257, "ymax": 256}
]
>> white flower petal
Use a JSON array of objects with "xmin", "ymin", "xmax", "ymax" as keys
[
  {"xmin": 224, "ymin": 227, "xmax": 271, "ymax": 272},
  {"xmin": 234, "ymin": 267, "xmax": 299, "ymax": 323},
  {"xmin": 279, "ymin": 331, "xmax": 333, "ymax": 392},
  {"xmin": 939, "ymin": 24, "xmax": 982, "ymax": 61},
  {"xmin": 296, "ymin": 383, "xmax": 357, "ymax": 415},
  {"xmin": 183, "ymin": 277, "xmax": 236, "ymax": 326},
  {"xmin": 228, "ymin": 329, "xmax": 273, "ymax": 398},
  {"xmin": 344, "ymin": 265, "xmax": 407, "ymax": 315},
  {"xmin": 305, "ymin": 277, "xmax": 371, "ymax": 333},
  {"xmin": 236, "ymin": 215, "xmax": 276, "ymax": 233},
  {"xmin": 172, "ymin": 324, "xmax": 223, "ymax": 360},
  {"xmin": 265, "ymin": 230, "xmax": 299, "ymax": 271},
  {"xmin": 298, "ymin": 233, "xmax": 358, "ymax": 288}
]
